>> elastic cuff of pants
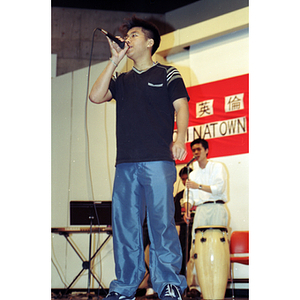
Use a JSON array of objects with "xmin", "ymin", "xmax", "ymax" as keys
[{"xmin": 189, "ymin": 287, "xmax": 201, "ymax": 292}]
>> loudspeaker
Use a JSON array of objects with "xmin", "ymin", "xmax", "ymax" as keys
[{"xmin": 70, "ymin": 201, "xmax": 112, "ymax": 226}]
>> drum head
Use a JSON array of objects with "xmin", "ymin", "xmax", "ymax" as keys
[{"xmin": 195, "ymin": 225, "xmax": 228, "ymax": 234}]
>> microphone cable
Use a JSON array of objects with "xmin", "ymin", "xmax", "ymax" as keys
[
  {"xmin": 85, "ymin": 26, "xmax": 126, "ymax": 298},
  {"xmin": 85, "ymin": 27, "xmax": 116, "ymax": 205},
  {"xmin": 84, "ymin": 27, "xmax": 108, "ymax": 299},
  {"xmin": 84, "ymin": 27, "xmax": 99, "ymax": 203}
]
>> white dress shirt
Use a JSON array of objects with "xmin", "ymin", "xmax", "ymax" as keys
[{"xmin": 183, "ymin": 160, "xmax": 227, "ymax": 206}]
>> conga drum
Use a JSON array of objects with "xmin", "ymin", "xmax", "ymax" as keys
[{"xmin": 194, "ymin": 226, "xmax": 230, "ymax": 300}]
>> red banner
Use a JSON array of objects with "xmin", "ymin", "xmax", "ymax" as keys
[{"xmin": 175, "ymin": 74, "xmax": 249, "ymax": 164}]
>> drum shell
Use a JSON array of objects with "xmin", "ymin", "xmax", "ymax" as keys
[{"xmin": 194, "ymin": 227, "xmax": 230, "ymax": 300}]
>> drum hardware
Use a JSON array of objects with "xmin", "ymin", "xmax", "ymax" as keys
[
  {"xmin": 199, "ymin": 230, "xmax": 207, "ymax": 243},
  {"xmin": 220, "ymin": 231, "xmax": 226, "ymax": 242}
]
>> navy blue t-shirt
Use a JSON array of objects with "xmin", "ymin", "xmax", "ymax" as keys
[{"xmin": 109, "ymin": 63, "xmax": 189, "ymax": 165}]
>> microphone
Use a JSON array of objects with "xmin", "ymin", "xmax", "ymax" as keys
[
  {"xmin": 100, "ymin": 29, "xmax": 125, "ymax": 49},
  {"xmin": 186, "ymin": 157, "xmax": 196, "ymax": 166}
]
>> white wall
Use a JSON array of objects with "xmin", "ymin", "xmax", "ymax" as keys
[
  {"xmin": 170, "ymin": 28, "xmax": 249, "ymax": 284},
  {"xmin": 51, "ymin": 21, "xmax": 249, "ymax": 290},
  {"xmin": 52, "ymin": 72, "xmax": 72, "ymax": 228},
  {"xmin": 189, "ymin": 28, "xmax": 249, "ymax": 86},
  {"xmin": 51, "ymin": 59, "xmax": 125, "ymax": 288}
]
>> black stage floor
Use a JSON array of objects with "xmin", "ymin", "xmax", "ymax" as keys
[
  {"xmin": 51, "ymin": 296, "xmax": 248, "ymax": 300},
  {"xmin": 51, "ymin": 289, "xmax": 249, "ymax": 300}
]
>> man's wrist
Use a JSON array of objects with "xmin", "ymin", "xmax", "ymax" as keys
[{"xmin": 109, "ymin": 57, "xmax": 118, "ymax": 67}]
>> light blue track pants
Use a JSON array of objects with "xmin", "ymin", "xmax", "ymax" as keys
[{"xmin": 109, "ymin": 161, "xmax": 187, "ymax": 297}]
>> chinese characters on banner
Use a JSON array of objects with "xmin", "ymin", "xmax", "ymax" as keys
[{"xmin": 174, "ymin": 74, "xmax": 249, "ymax": 164}]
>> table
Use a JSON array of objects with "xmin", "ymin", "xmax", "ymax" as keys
[{"xmin": 51, "ymin": 226, "xmax": 112, "ymax": 295}]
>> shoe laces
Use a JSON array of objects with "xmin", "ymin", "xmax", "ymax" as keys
[{"xmin": 163, "ymin": 285, "xmax": 181, "ymax": 299}]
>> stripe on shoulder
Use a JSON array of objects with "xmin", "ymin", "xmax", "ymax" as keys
[{"xmin": 166, "ymin": 67, "xmax": 182, "ymax": 86}]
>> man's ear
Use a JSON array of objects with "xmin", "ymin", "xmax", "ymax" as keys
[{"xmin": 147, "ymin": 38, "xmax": 154, "ymax": 48}]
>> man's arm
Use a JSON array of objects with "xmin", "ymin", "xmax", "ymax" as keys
[
  {"xmin": 185, "ymin": 180, "xmax": 212, "ymax": 193},
  {"xmin": 186, "ymin": 163, "xmax": 226, "ymax": 194},
  {"xmin": 89, "ymin": 37, "xmax": 128, "ymax": 104},
  {"xmin": 89, "ymin": 61, "xmax": 115, "ymax": 104},
  {"xmin": 172, "ymin": 97, "xmax": 189, "ymax": 161}
]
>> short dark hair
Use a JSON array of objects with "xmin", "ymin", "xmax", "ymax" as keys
[
  {"xmin": 121, "ymin": 16, "xmax": 161, "ymax": 56},
  {"xmin": 179, "ymin": 166, "xmax": 193, "ymax": 178},
  {"xmin": 190, "ymin": 138, "xmax": 209, "ymax": 152}
]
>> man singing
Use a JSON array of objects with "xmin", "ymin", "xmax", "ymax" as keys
[{"xmin": 89, "ymin": 16, "xmax": 189, "ymax": 300}]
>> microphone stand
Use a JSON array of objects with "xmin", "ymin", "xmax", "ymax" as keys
[{"xmin": 184, "ymin": 159, "xmax": 194, "ymax": 297}]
